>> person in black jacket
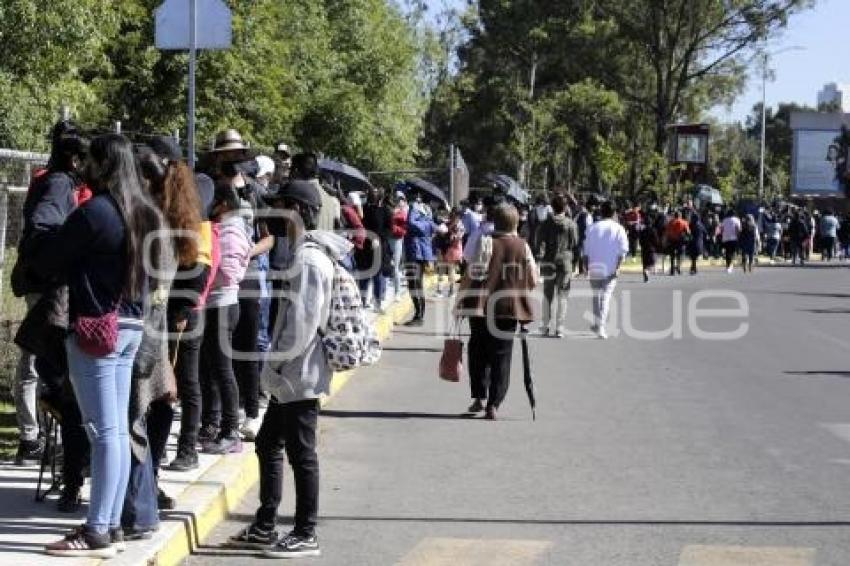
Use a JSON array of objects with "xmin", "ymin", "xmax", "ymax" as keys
[
  {"xmin": 13, "ymin": 126, "xmax": 93, "ymax": 511},
  {"xmin": 356, "ymin": 187, "xmax": 392, "ymax": 312}
]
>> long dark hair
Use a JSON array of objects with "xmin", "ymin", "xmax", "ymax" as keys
[{"xmin": 86, "ymin": 134, "xmax": 164, "ymax": 299}]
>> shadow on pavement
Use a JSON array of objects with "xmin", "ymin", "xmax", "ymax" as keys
[
  {"xmin": 225, "ymin": 512, "xmax": 850, "ymax": 528},
  {"xmin": 785, "ymin": 371, "xmax": 850, "ymax": 378},
  {"xmin": 321, "ymin": 410, "xmax": 472, "ymax": 420},
  {"xmin": 796, "ymin": 308, "xmax": 850, "ymax": 314}
]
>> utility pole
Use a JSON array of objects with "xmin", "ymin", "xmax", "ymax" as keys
[
  {"xmin": 759, "ymin": 52, "xmax": 767, "ymax": 203},
  {"xmin": 188, "ymin": 0, "xmax": 197, "ymax": 170}
]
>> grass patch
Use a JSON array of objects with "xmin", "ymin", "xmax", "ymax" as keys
[
  {"xmin": 0, "ymin": 401, "xmax": 18, "ymax": 461},
  {"xmin": 0, "ymin": 247, "xmax": 25, "ymax": 404}
]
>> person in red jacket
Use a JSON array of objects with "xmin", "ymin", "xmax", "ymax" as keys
[{"xmin": 388, "ymin": 192, "xmax": 409, "ymax": 298}]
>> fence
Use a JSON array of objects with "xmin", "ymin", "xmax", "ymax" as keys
[{"xmin": 0, "ymin": 149, "xmax": 48, "ymax": 401}]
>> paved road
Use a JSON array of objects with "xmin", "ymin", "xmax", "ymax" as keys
[{"xmin": 188, "ymin": 265, "xmax": 850, "ymax": 566}]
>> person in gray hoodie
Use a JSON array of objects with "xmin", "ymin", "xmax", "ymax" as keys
[
  {"xmin": 537, "ymin": 194, "xmax": 579, "ymax": 337},
  {"xmin": 228, "ymin": 180, "xmax": 352, "ymax": 559}
]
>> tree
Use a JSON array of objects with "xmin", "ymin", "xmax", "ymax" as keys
[{"xmin": 601, "ymin": 0, "xmax": 812, "ymax": 153}]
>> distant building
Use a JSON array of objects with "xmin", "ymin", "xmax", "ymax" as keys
[{"xmin": 817, "ymin": 83, "xmax": 850, "ymax": 112}]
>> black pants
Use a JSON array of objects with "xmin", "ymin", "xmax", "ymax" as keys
[
  {"xmin": 668, "ymin": 245, "xmax": 683, "ymax": 274},
  {"xmin": 468, "ymin": 317, "xmax": 517, "ymax": 409},
  {"xmin": 406, "ymin": 261, "xmax": 427, "ymax": 319},
  {"xmin": 822, "ymin": 236, "xmax": 836, "ymax": 260},
  {"xmin": 60, "ymin": 380, "xmax": 89, "ymax": 489},
  {"xmin": 169, "ymin": 310, "xmax": 202, "ymax": 449},
  {"xmin": 254, "ymin": 399, "xmax": 319, "ymax": 537},
  {"xmin": 723, "ymin": 240, "xmax": 737, "ymax": 268},
  {"xmin": 147, "ymin": 399, "xmax": 174, "ymax": 474},
  {"xmin": 234, "ymin": 278, "xmax": 261, "ymax": 419},
  {"xmin": 200, "ymin": 303, "xmax": 240, "ymax": 435}
]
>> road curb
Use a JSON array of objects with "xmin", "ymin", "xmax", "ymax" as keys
[{"xmin": 113, "ymin": 293, "xmax": 416, "ymax": 566}]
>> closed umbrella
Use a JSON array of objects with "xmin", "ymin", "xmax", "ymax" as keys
[
  {"xmin": 519, "ymin": 325, "xmax": 536, "ymax": 420},
  {"xmin": 319, "ymin": 158, "xmax": 372, "ymax": 193}
]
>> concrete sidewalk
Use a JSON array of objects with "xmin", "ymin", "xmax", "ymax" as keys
[{"xmin": 0, "ymin": 289, "xmax": 416, "ymax": 566}]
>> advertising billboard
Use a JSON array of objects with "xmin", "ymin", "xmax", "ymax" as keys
[
  {"xmin": 791, "ymin": 112, "xmax": 850, "ymax": 197},
  {"xmin": 793, "ymin": 130, "xmax": 847, "ymax": 195}
]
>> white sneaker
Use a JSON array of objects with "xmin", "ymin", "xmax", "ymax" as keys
[
  {"xmin": 240, "ymin": 417, "xmax": 261, "ymax": 441},
  {"xmin": 726, "ymin": 266, "xmax": 733, "ymax": 274},
  {"xmin": 597, "ymin": 327, "xmax": 608, "ymax": 340}
]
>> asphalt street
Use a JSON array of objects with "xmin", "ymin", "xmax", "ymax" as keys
[{"xmin": 188, "ymin": 264, "xmax": 850, "ymax": 566}]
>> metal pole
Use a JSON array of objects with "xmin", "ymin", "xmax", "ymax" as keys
[
  {"xmin": 114, "ymin": 121, "xmax": 122, "ymax": 134},
  {"xmin": 448, "ymin": 144, "xmax": 455, "ymax": 206},
  {"xmin": 759, "ymin": 54, "xmax": 767, "ymax": 202},
  {"xmin": 188, "ymin": 0, "xmax": 197, "ymax": 170}
]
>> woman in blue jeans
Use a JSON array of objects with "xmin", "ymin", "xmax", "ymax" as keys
[{"xmin": 38, "ymin": 134, "xmax": 163, "ymax": 558}]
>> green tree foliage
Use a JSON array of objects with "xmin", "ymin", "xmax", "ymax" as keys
[
  {"xmin": 424, "ymin": 0, "xmax": 813, "ymax": 196},
  {"xmin": 0, "ymin": 0, "xmax": 428, "ymax": 171}
]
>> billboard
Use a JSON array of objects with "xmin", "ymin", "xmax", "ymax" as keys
[
  {"xmin": 793, "ymin": 130, "xmax": 845, "ymax": 194},
  {"xmin": 791, "ymin": 112, "xmax": 850, "ymax": 197}
]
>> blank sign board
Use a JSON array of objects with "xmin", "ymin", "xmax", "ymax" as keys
[{"xmin": 155, "ymin": 0, "xmax": 232, "ymax": 50}]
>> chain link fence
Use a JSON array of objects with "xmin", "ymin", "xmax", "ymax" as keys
[{"xmin": 0, "ymin": 149, "xmax": 48, "ymax": 401}]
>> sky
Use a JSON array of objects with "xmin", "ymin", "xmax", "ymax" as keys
[
  {"xmin": 713, "ymin": 0, "xmax": 850, "ymax": 123},
  {"xmin": 426, "ymin": 0, "xmax": 846, "ymax": 125}
]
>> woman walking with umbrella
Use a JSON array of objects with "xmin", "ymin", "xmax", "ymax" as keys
[{"xmin": 455, "ymin": 203, "xmax": 538, "ymax": 420}]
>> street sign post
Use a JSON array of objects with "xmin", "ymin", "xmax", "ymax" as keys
[{"xmin": 155, "ymin": 0, "xmax": 232, "ymax": 170}]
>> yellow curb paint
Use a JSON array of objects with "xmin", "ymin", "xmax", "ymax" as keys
[
  {"xmin": 398, "ymin": 537, "xmax": 552, "ymax": 566},
  {"xmin": 126, "ymin": 277, "xmax": 426, "ymax": 565},
  {"xmin": 679, "ymin": 545, "xmax": 816, "ymax": 566}
]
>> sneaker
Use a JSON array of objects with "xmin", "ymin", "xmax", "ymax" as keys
[
  {"xmin": 197, "ymin": 423, "xmax": 219, "ymax": 445},
  {"xmin": 404, "ymin": 317, "xmax": 424, "ymax": 327},
  {"xmin": 726, "ymin": 266, "xmax": 733, "ymax": 274},
  {"xmin": 228, "ymin": 524, "xmax": 280, "ymax": 550},
  {"xmin": 202, "ymin": 432, "xmax": 242, "ymax": 455},
  {"xmin": 240, "ymin": 417, "xmax": 261, "ymax": 442},
  {"xmin": 484, "ymin": 406, "xmax": 498, "ymax": 421},
  {"xmin": 554, "ymin": 330, "xmax": 564, "ymax": 339},
  {"xmin": 57, "ymin": 485, "xmax": 82, "ymax": 513},
  {"xmin": 597, "ymin": 327, "xmax": 608, "ymax": 340},
  {"xmin": 467, "ymin": 399, "xmax": 485, "ymax": 413},
  {"xmin": 15, "ymin": 438, "xmax": 44, "ymax": 466},
  {"xmin": 123, "ymin": 526, "xmax": 157, "ymax": 541},
  {"xmin": 169, "ymin": 446, "xmax": 199, "ymax": 471},
  {"xmin": 263, "ymin": 532, "xmax": 320, "ymax": 559},
  {"xmin": 157, "ymin": 487, "xmax": 176, "ymax": 511},
  {"xmin": 110, "ymin": 527, "xmax": 126, "ymax": 553},
  {"xmin": 45, "ymin": 525, "xmax": 116, "ymax": 558}
]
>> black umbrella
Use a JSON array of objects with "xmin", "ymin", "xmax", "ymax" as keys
[
  {"xmin": 486, "ymin": 173, "xmax": 530, "ymax": 205},
  {"xmin": 319, "ymin": 158, "xmax": 372, "ymax": 193},
  {"xmin": 405, "ymin": 177, "xmax": 448, "ymax": 207},
  {"xmin": 519, "ymin": 325, "xmax": 536, "ymax": 420}
]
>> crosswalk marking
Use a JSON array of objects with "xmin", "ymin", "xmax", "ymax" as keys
[
  {"xmin": 679, "ymin": 545, "xmax": 815, "ymax": 566},
  {"xmin": 397, "ymin": 537, "xmax": 552, "ymax": 566}
]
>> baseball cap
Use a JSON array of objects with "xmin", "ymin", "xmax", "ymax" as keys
[
  {"xmin": 148, "ymin": 135, "xmax": 182, "ymax": 162},
  {"xmin": 275, "ymin": 142, "xmax": 291, "ymax": 156},
  {"xmin": 263, "ymin": 180, "xmax": 322, "ymax": 210}
]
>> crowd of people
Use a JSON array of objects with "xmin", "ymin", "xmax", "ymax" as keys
[{"xmin": 9, "ymin": 119, "xmax": 847, "ymax": 560}]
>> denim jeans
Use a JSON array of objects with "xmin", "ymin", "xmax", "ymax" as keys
[
  {"xmin": 389, "ymin": 237, "xmax": 404, "ymax": 296},
  {"xmin": 66, "ymin": 327, "xmax": 142, "ymax": 534}
]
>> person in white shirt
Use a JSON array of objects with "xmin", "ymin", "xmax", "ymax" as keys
[
  {"xmin": 583, "ymin": 201, "xmax": 629, "ymax": 339},
  {"xmin": 720, "ymin": 210, "xmax": 742, "ymax": 273}
]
